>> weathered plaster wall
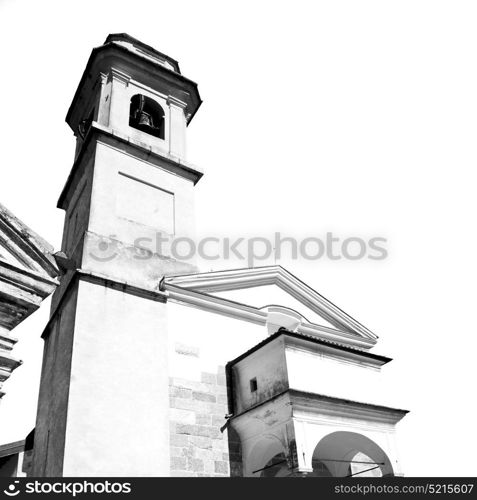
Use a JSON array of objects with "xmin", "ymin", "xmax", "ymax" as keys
[
  {"xmin": 32, "ymin": 285, "xmax": 78, "ymax": 476},
  {"xmin": 285, "ymin": 344, "xmax": 387, "ymax": 405},
  {"xmin": 61, "ymin": 280, "xmax": 170, "ymax": 476}
]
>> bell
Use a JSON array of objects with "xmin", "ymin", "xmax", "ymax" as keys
[{"xmin": 137, "ymin": 111, "xmax": 154, "ymax": 128}]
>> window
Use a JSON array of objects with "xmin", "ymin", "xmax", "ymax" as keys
[
  {"xmin": 129, "ymin": 94, "xmax": 165, "ymax": 139},
  {"xmin": 250, "ymin": 378, "xmax": 258, "ymax": 393}
]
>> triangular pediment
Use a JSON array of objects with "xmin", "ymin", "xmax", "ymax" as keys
[
  {"xmin": 164, "ymin": 266, "xmax": 378, "ymax": 348},
  {"xmin": 0, "ymin": 202, "xmax": 59, "ymax": 280}
]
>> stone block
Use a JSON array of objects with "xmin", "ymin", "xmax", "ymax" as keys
[
  {"xmin": 170, "ymin": 446, "xmax": 183, "ymax": 458},
  {"xmin": 189, "ymin": 436, "xmax": 213, "ymax": 450},
  {"xmin": 170, "ymin": 434, "xmax": 189, "ymax": 447},
  {"xmin": 203, "ymin": 459, "xmax": 215, "ymax": 474},
  {"xmin": 171, "ymin": 456, "xmax": 187, "ymax": 471},
  {"xmin": 196, "ymin": 413, "xmax": 212, "ymax": 425},
  {"xmin": 170, "ymin": 377, "xmax": 215, "ymax": 393},
  {"xmin": 217, "ymin": 394, "xmax": 228, "ymax": 404},
  {"xmin": 212, "ymin": 415, "xmax": 225, "ymax": 427},
  {"xmin": 212, "ymin": 450, "xmax": 227, "ymax": 461},
  {"xmin": 195, "ymin": 448, "xmax": 213, "ymax": 460},
  {"xmin": 192, "ymin": 391, "xmax": 216, "ymax": 403},
  {"xmin": 217, "ymin": 373, "xmax": 227, "ymax": 386},
  {"xmin": 176, "ymin": 424, "xmax": 199, "ymax": 436},
  {"xmin": 170, "ymin": 386, "xmax": 192, "ymax": 399},
  {"xmin": 201, "ymin": 372, "xmax": 217, "ymax": 384},
  {"xmin": 181, "ymin": 446, "xmax": 195, "ymax": 458},
  {"xmin": 187, "ymin": 457, "xmax": 204, "ymax": 472},
  {"xmin": 170, "ymin": 397, "xmax": 209, "ymax": 413},
  {"xmin": 170, "ymin": 408, "xmax": 196, "ymax": 424},
  {"xmin": 214, "ymin": 461, "xmax": 229, "ymax": 474},
  {"xmin": 212, "ymin": 439, "xmax": 227, "ymax": 450},
  {"xmin": 197, "ymin": 425, "xmax": 222, "ymax": 439},
  {"xmin": 216, "ymin": 384, "xmax": 228, "ymax": 395}
]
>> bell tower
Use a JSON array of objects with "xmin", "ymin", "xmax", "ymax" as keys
[{"xmin": 31, "ymin": 34, "xmax": 203, "ymax": 476}]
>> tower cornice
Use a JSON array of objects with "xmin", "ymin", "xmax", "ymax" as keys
[{"xmin": 57, "ymin": 123, "xmax": 204, "ymax": 210}]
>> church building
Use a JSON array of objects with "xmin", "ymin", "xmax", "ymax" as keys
[{"xmin": 0, "ymin": 34, "xmax": 408, "ymax": 477}]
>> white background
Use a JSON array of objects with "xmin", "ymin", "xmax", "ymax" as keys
[{"xmin": 1, "ymin": 0, "xmax": 476, "ymax": 476}]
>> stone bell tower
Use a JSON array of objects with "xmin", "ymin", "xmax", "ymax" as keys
[{"xmin": 31, "ymin": 34, "xmax": 203, "ymax": 476}]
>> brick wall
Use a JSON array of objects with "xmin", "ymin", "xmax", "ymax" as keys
[{"xmin": 169, "ymin": 366, "xmax": 238, "ymax": 477}]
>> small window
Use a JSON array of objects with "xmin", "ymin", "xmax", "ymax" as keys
[
  {"xmin": 129, "ymin": 94, "xmax": 165, "ymax": 139},
  {"xmin": 250, "ymin": 378, "xmax": 258, "ymax": 393}
]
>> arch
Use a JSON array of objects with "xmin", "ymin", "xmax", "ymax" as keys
[
  {"xmin": 311, "ymin": 431, "xmax": 394, "ymax": 477},
  {"xmin": 129, "ymin": 94, "xmax": 165, "ymax": 139},
  {"xmin": 261, "ymin": 452, "xmax": 290, "ymax": 477},
  {"xmin": 246, "ymin": 435, "xmax": 286, "ymax": 477}
]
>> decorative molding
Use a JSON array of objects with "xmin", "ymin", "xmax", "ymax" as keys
[
  {"xmin": 42, "ymin": 269, "xmax": 168, "ymax": 340},
  {"xmin": 109, "ymin": 67, "xmax": 130, "ymax": 87},
  {"xmin": 167, "ymin": 95, "xmax": 187, "ymax": 109},
  {"xmin": 57, "ymin": 124, "xmax": 204, "ymax": 210},
  {"xmin": 289, "ymin": 390, "xmax": 409, "ymax": 425},
  {"xmin": 0, "ymin": 352, "xmax": 22, "ymax": 399},
  {"xmin": 0, "ymin": 204, "xmax": 59, "ymax": 400},
  {"xmin": 231, "ymin": 389, "xmax": 408, "ymax": 427},
  {"xmin": 0, "ymin": 203, "xmax": 59, "ymax": 280},
  {"xmin": 164, "ymin": 282, "xmax": 376, "ymax": 350},
  {"xmin": 164, "ymin": 266, "xmax": 378, "ymax": 345},
  {"xmin": 166, "ymin": 283, "xmax": 267, "ymax": 324}
]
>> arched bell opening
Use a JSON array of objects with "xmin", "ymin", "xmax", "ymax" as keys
[
  {"xmin": 129, "ymin": 94, "xmax": 165, "ymax": 139},
  {"xmin": 310, "ymin": 431, "xmax": 394, "ymax": 477}
]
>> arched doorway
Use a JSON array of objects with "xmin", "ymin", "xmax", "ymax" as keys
[{"xmin": 310, "ymin": 431, "xmax": 394, "ymax": 477}]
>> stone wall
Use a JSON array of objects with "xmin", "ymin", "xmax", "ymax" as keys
[{"xmin": 169, "ymin": 366, "xmax": 241, "ymax": 477}]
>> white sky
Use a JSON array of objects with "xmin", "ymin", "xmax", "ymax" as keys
[{"xmin": 1, "ymin": 0, "xmax": 476, "ymax": 476}]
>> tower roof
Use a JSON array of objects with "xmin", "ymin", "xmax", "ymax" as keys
[{"xmin": 104, "ymin": 33, "xmax": 181, "ymax": 74}]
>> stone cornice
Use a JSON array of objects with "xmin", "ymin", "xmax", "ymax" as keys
[
  {"xmin": 289, "ymin": 390, "xmax": 409, "ymax": 425},
  {"xmin": 0, "ymin": 203, "xmax": 59, "ymax": 280},
  {"xmin": 226, "ymin": 329, "xmax": 391, "ymax": 371},
  {"xmin": 230, "ymin": 389, "xmax": 408, "ymax": 426},
  {"xmin": 57, "ymin": 123, "xmax": 203, "ymax": 210},
  {"xmin": 109, "ymin": 67, "xmax": 130, "ymax": 86},
  {"xmin": 0, "ymin": 352, "xmax": 22, "ymax": 399},
  {"xmin": 42, "ymin": 269, "xmax": 167, "ymax": 340},
  {"xmin": 0, "ymin": 440, "xmax": 25, "ymax": 458},
  {"xmin": 0, "ymin": 260, "xmax": 59, "ymax": 292},
  {"xmin": 167, "ymin": 95, "xmax": 187, "ymax": 109},
  {"xmin": 165, "ymin": 283, "xmax": 268, "ymax": 325},
  {"xmin": 164, "ymin": 266, "xmax": 378, "ymax": 345},
  {"xmin": 0, "ymin": 204, "xmax": 59, "ymax": 400},
  {"xmin": 0, "ymin": 262, "xmax": 58, "ymax": 331},
  {"xmin": 163, "ymin": 283, "xmax": 376, "ymax": 350}
]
